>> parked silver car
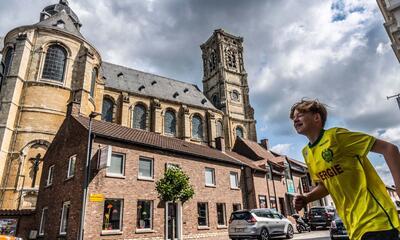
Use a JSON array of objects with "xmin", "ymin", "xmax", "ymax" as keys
[{"xmin": 228, "ymin": 208, "xmax": 294, "ymax": 240}]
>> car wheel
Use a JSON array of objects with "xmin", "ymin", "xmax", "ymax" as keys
[
  {"xmin": 297, "ymin": 226, "xmax": 302, "ymax": 233},
  {"xmin": 286, "ymin": 225, "xmax": 294, "ymax": 239},
  {"xmin": 258, "ymin": 228, "xmax": 270, "ymax": 240}
]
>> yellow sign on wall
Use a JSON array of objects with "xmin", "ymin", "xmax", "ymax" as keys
[{"xmin": 89, "ymin": 193, "xmax": 104, "ymax": 202}]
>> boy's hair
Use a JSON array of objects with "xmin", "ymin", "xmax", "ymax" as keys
[{"xmin": 290, "ymin": 99, "xmax": 328, "ymax": 127}]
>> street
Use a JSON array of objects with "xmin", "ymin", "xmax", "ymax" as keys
[{"xmin": 292, "ymin": 229, "xmax": 330, "ymax": 240}]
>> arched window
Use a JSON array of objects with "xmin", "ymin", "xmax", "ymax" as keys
[
  {"xmin": 90, "ymin": 68, "xmax": 98, "ymax": 97},
  {"xmin": 42, "ymin": 45, "xmax": 67, "ymax": 82},
  {"xmin": 216, "ymin": 121, "xmax": 223, "ymax": 138},
  {"xmin": 236, "ymin": 126, "xmax": 244, "ymax": 138},
  {"xmin": 133, "ymin": 104, "xmax": 146, "ymax": 130},
  {"xmin": 212, "ymin": 94, "xmax": 219, "ymax": 108},
  {"xmin": 192, "ymin": 115, "xmax": 203, "ymax": 139},
  {"xmin": 164, "ymin": 110, "xmax": 176, "ymax": 136},
  {"xmin": 3, "ymin": 47, "xmax": 14, "ymax": 77},
  {"xmin": 102, "ymin": 98, "xmax": 114, "ymax": 122}
]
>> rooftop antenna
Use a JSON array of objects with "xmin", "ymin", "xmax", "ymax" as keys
[{"xmin": 387, "ymin": 93, "xmax": 400, "ymax": 110}]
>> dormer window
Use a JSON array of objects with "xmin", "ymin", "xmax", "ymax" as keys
[
  {"xmin": 183, "ymin": 88, "xmax": 189, "ymax": 93},
  {"xmin": 117, "ymin": 72, "xmax": 123, "ymax": 78},
  {"xmin": 151, "ymin": 80, "xmax": 157, "ymax": 85},
  {"xmin": 54, "ymin": 20, "xmax": 65, "ymax": 28},
  {"xmin": 173, "ymin": 92, "xmax": 179, "ymax": 98}
]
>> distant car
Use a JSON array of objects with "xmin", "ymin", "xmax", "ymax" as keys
[
  {"xmin": 330, "ymin": 214, "xmax": 349, "ymax": 240},
  {"xmin": 308, "ymin": 206, "xmax": 334, "ymax": 230},
  {"xmin": 228, "ymin": 208, "xmax": 294, "ymax": 240}
]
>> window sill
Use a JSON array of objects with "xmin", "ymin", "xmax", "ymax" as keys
[
  {"xmin": 105, "ymin": 173, "xmax": 126, "ymax": 179},
  {"xmin": 217, "ymin": 225, "xmax": 228, "ymax": 229},
  {"xmin": 230, "ymin": 187, "xmax": 240, "ymax": 190},
  {"xmin": 197, "ymin": 226, "xmax": 210, "ymax": 230},
  {"xmin": 101, "ymin": 230, "xmax": 123, "ymax": 236},
  {"xmin": 135, "ymin": 229, "xmax": 155, "ymax": 233},
  {"xmin": 65, "ymin": 176, "xmax": 74, "ymax": 182},
  {"xmin": 138, "ymin": 177, "xmax": 154, "ymax": 182},
  {"xmin": 44, "ymin": 184, "xmax": 52, "ymax": 188},
  {"xmin": 205, "ymin": 184, "xmax": 216, "ymax": 188}
]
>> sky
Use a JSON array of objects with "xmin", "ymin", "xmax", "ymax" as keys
[{"xmin": 0, "ymin": 0, "xmax": 399, "ymax": 185}]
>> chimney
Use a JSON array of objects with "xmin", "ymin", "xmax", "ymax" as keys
[
  {"xmin": 260, "ymin": 139, "xmax": 269, "ymax": 150},
  {"xmin": 215, "ymin": 137, "xmax": 225, "ymax": 152}
]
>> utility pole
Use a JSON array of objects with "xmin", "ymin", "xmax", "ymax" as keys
[{"xmin": 387, "ymin": 93, "xmax": 400, "ymax": 110}]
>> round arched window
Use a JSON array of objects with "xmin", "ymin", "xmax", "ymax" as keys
[
  {"xmin": 192, "ymin": 115, "xmax": 203, "ymax": 139},
  {"xmin": 133, "ymin": 104, "xmax": 146, "ymax": 130},
  {"xmin": 216, "ymin": 121, "xmax": 223, "ymax": 138},
  {"xmin": 42, "ymin": 45, "xmax": 67, "ymax": 82},
  {"xmin": 236, "ymin": 126, "xmax": 244, "ymax": 138},
  {"xmin": 102, "ymin": 98, "xmax": 114, "ymax": 122},
  {"xmin": 164, "ymin": 110, "xmax": 176, "ymax": 136}
]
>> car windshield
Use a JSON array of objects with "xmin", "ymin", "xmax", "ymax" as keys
[
  {"xmin": 310, "ymin": 208, "xmax": 325, "ymax": 214},
  {"xmin": 231, "ymin": 211, "xmax": 252, "ymax": 220}
]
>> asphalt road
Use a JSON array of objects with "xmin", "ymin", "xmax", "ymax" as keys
[{"xmin": 292, "ymin": 229, "xmax": 330, "ymax": 240}]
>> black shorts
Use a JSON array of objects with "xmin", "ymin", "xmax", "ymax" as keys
[{"xmin": 361, "ymin": 229, "xmax": 399, "ymax": 240}]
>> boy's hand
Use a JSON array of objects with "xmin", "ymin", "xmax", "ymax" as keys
[{"xmin": 294, "ymin": 194, "xmax": 308, "ymax": 211}]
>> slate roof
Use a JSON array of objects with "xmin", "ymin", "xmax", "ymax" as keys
[
  {"xmin": 33, "ymin": 10, "xmax": 84, "ymax": 39},
  {"xmin": 101, "ymin": 62, "xmax": 216, "ymax": 110},
  {"xmin": 74, "ymin": 115, "xmax": 242, "ymax": 166}
]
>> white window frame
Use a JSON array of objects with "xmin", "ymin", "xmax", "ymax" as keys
[
  {"xmin": 59, "ymin": 201, "xmax": 70, "ymax": 235},
  {"xmin": 39, "ymin": 207, "xmax": 48, "ymax": 236},
  {"xmin": 106, "ymin": 152, "xmax": 125, "ymax": 177},
  {"xmin": 137, "ymin": 200, "xmax": 153, "ymax": 230},
  {"xmin": 230, "ymin": 172, "xmax": 239, "ymax": 189},
  {"xmin": 46, "ymin": 165, "xmax": 54, "ymax": 186},
  {"xmin": 67, "ymin": 155, "xmax": 76, "ymax": 179},
  {"xmin": 205, "ymin": 167, "xmax": 215, "ymax": 187},
  {"xmin": 138, "ymin": 157, "xmax": 154, "ymax": 180}
]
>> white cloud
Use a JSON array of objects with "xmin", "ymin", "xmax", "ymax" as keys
[
  {"xmin": 375, "ymin": 163, "xmax": 394, "ymax": 186},
  {"xmin": 374, "ymin": 127, "xmax": 400, "ymax": 145},
  {"xmin": 376, "ymin": 41, "xmax": 391, "ymax": 55},
  {"xmin": 271, "ymin": 143, "xmax": 292, "ymax": 155}
]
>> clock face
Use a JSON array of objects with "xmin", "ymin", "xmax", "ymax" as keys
[{"xmin": 231, "ymin": 91, "xmax": 240, "ymax": 101}]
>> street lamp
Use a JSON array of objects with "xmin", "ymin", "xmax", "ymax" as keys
[
  {"xmin": 387, "ymin": 93, "xmax": 400, "ymax": 110},
  {"xmin": 78, "ymin": 111, "xmax": 101, "ymax": 240}
]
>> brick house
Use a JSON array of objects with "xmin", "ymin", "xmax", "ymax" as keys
[{"xmin": 33, "ymin": 114, "xmax": 258, "ymax": 240}]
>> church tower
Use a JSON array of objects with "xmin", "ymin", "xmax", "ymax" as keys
[{"xmin": 201, "ymin": 29, "xmax": 257, "ymax": 149}]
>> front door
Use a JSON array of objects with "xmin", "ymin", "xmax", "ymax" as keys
[{"xmin": 166, "ymin": 202, "xmax": 180, "ymax": 240}]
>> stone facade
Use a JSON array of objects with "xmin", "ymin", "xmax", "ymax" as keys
[{"xmin": 377, "ymin": 0, "xmax": 400, "ymax": 62}]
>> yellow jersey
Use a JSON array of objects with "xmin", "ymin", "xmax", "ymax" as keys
[{"xmin": 302, "ymin": 127, "xmax": 400, "ymax": 240}]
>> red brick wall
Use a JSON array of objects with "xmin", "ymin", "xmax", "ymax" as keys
[
  {"xmin": 83, "ymin": 138, "xmax": 243, "ymax": 239},
  {"xmin": 34, "ymin": 117, "xmax": 88, "ymax": 240}
]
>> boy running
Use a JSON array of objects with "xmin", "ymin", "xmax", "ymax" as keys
[{"xmin": 290, "ymin": 99, "xmax": 400, "ymax": 240}]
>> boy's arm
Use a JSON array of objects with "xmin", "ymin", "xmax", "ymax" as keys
[
  {"xmin": 371, "ymin": 139, "xmax": 400, "ymax": 197},
  {"xmin": 294, "ymin": 182, "xmax": 329, "ymax": 211}
]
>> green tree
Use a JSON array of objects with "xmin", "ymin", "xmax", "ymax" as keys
[{"xmin": 155, "ymin": 167, "xmax": 195, "ymax": 203}]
